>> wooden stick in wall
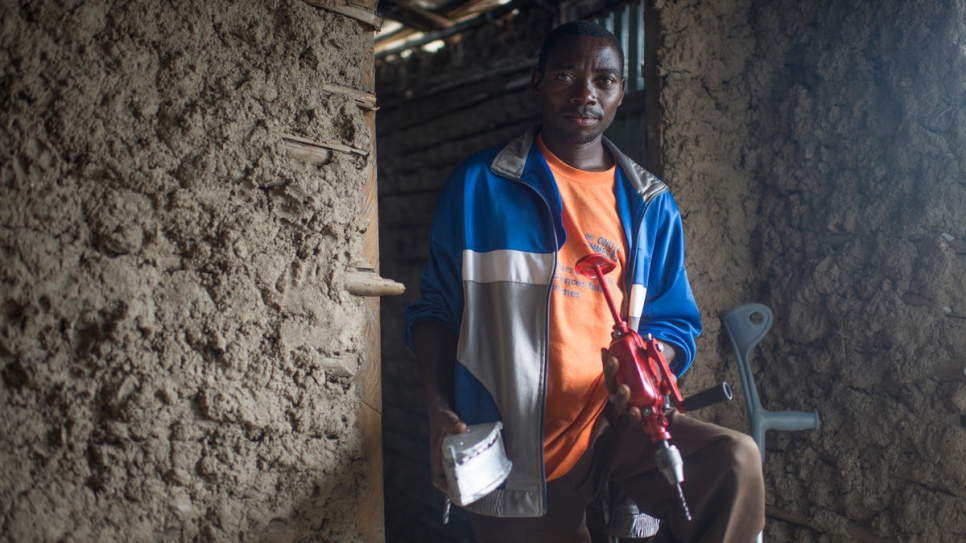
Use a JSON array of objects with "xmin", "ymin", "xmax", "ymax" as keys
[
  {"xmin": 303, "ymin": 0, "xmax": 383, "ymax": 30},
  {"xmin": 323, "ymin": 83, "xmax": 378, "ymax": 110},
  {"xmin": 345, "ymin": 270, "xmax": 405, "ymax": 297},
  {"xmin": 766, "ymin": 506, "xmax": 899, "ymax": 543},
  {"xmin": 766, "ymin": 505, "xmax": 821, "ymax": 531},
  {"xmin": 934, "ymin": 360, "xmax": 966, "ymax": 382},
  {"xmin": 281, "ymin": 134, "xmax": 367, "ymax": 164}
]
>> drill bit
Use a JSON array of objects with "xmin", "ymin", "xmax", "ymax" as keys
[
  {"xmin": 674, "ymin": 482, "xmax": 692, "ymax": 521},
  {"xmin": 655, "ymin": 440, "xmax": 692, "ymax": 521}
]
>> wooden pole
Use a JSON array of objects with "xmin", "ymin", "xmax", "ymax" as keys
[{"xmin": 356, "ymin": 23, "xmax": 386, "ymax": 543}]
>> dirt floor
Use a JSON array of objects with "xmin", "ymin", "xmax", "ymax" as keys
[{"xmin": 1, "ymin": 1, "xmax": 374, "ymax": 541}]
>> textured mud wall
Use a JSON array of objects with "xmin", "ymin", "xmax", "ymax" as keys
[
  {"xmin": 0, "ymin": 1, "xmax": 377, "ymax": 541},
  {"xmin": 745, "ymin": 2, "xmax": 966, "ymax": 541},
  {"xmin": 649, "ymin": 0, "xmax": 761, "ymax": 427},
  {"xmin": 658, "ymin": 0, "xmax": 966, "ymax": 541}
]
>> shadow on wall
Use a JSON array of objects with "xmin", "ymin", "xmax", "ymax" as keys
[{"xmin": 375, "ymin": 5, "xmax": 554, "ymax": 542}]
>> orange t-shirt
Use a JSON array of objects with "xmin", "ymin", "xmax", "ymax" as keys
[{"xmin": 537, "ymin": 135, "xmax": 627, "ymax": 481}]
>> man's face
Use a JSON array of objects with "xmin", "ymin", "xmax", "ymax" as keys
[{"xmin": 532, "ymin": 35, "xmax": 625, "ymax": 146}]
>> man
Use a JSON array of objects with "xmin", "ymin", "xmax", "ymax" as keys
[{"xmin": 403, "ymin": 21, "xmax": 765, "ymax": 543}]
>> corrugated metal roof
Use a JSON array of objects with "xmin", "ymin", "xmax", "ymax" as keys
[
  {"xmin": 374, "ymin": 0, "xmax": 644, "ymax": 60},
  {"xmin": 375, "ymin": 0, "xmax": 522, "ymax": 55}
]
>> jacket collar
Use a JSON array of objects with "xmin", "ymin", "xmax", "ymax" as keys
[{"xmin": 490, "ymin": 127, "xmax": 667, "ymax": 204}]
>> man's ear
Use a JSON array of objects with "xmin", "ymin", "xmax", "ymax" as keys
[
  {"xmin": 531, "ymin": 68, "xmax": 543, "ymax": 97},
  {"xmin": 619, "ymin": 77, "xmax": 626, "ymax": 106}
]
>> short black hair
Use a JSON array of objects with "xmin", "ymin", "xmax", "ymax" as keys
[{"xmin": 537, "ymin": 20, "xmax": 624, "ymax": 75}]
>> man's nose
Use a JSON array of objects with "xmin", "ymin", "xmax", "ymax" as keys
[{"xmin": 570, "ymin": 78, "xmax": 597, "ymax": 105}]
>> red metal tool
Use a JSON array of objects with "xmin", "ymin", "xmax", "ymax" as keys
[{"xmin": 577, "ymin": 253, "xmax": 722, "ymax": 521}]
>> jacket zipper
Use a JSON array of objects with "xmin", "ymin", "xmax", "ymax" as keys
[{"xmin": 511, "ymin": 171, "xmax": 556, "ymax": 514}]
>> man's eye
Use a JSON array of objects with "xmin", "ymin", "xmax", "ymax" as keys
[{"xmin": 555, "ymin": 73, "xmax": 573, "ymax": 81}]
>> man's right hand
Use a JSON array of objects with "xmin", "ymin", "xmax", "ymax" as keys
[
  {"xmin": 428, "ymin": 398, "xmax": 468, "ymax": 491},
  {"xmin": 602, "ymin": 348, "xmax": 645, "ymax": 424}
]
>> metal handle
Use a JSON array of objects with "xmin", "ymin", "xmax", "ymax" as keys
[{"xmin": 680, "ymin": 382, "xmax": 733, "ymax": 412}]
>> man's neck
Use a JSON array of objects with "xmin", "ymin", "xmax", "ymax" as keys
[{"xmin": 539, "ymin": 132, "xmax": 615, "ymax": 172}]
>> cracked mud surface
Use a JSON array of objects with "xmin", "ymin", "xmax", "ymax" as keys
[
  {"xmin": 1, "ymin": 1, "xmax": 372, "ymax": 541},
  {"xmin": 659, "ymin": 1, "xmax": 966, "ymax": 541}
]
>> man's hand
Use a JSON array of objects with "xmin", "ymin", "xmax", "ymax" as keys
[
  {"xmin": 601, "ymin": 348, "xmax": 644, "ymax": 424},
  {"xmin": 413, "ymin": 321, "xmax": 465, "ymax": 491},
  {"xmin": 427, "ymin": 398, "xmax": 468, "ymax": 491},
  {"xmin": 602, "ymin": 340, "xmax": 677, "ymax": 424}
]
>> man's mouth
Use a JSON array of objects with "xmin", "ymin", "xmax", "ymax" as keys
[{"xmin": 565, "ymin": 113, "xmax": 601, "ymax": 126}]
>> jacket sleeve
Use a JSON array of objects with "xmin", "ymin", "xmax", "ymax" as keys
[
  {"xmin": 637, "ymin": 191, "xmax": 703, "ymax": 377},
  {"xmin": 402, "ymin": 167, "xmax": 467, "ymax": 352}
]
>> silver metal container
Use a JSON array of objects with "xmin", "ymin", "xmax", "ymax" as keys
[{"xmin": 441, "ymin": 421, "xmax": 512, "ymax": 507}]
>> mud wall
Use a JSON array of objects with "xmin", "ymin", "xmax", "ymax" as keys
[
  {"xmin": 0, "ymin": 1, "xmax": 380, "ymax": 541},
  {"xmin": 658, "ymin": 0, "xmax": 966, "ymax": 541},
  {"xmin": 652, "ymin": 0, "xmax": 760, "ymax": 406},
  {"xmin": 733, "ymin": 1, "xmax": 966, "ymax": 541}
]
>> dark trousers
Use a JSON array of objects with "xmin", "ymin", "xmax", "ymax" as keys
[{"xmin": 466, "ymin": 411, "xmax": 766, "ymax": 543}]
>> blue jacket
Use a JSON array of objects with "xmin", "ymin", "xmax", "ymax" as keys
[{"xmin": 403, "ymin": 128, "xmax": 702, "ymax": 518}]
